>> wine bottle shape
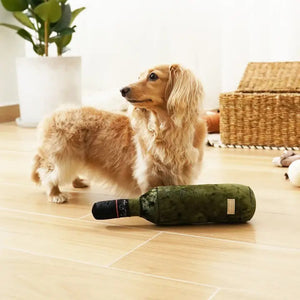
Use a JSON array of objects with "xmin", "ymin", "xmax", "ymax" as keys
[{"xmin": 92, "ymin": 184, "xmax": 256, "ymax": 225}]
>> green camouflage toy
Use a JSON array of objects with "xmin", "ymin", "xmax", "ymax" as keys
[{"xmin": 92, "ymin": 184, "xmax": 256, "ymax": 225}]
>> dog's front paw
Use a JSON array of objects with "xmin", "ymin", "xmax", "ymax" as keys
[{"xmin": 49, "ymin": 193, "xmax": 69, "ymax": 204}]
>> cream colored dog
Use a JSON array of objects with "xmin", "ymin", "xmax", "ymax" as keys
[{"xmin": 32, "ymin": 64, "xmax": 207, "ymax": 203}]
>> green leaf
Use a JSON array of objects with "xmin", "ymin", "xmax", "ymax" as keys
[
  {"xmin": 57, "ymin": 26, "xmax": 75, "ymax": 35},
  {"xmin": 16, "ymin": 28, "xmax": 34, "ymax": 43},
  {"xmin": 27, "ymin": 0, "xmax": 44, "ymax": 9},
  {"xmin": 51, "ymin": 3, "xmax": 71, "ymax": 32},
  {"xmin": 52, "ymin": 29, "xmax": 72, "ymax": 56},
  {"xmin": 70, "ymin": 7, "xmax": 85, "ymax": 25},
  {"xmin": 60, "ymin": 33, "xmax": 72, "ymax": 47},
  {"xmin": 34, "ymin": 0, "xmax": 62, "ymax": 23},
  {"xmin": 1, "ymin": 0, "xmax": 27, "ymax": 12},
  {"xmin": 16, "ymin": 28, "xmax": 44, "ymax": 56},
  {"xmin": 13, "ymin": 12, "xmax": 35, "ymax": 30},
  {"xmin": 53, "ymin": 33, "xmax": 72, "ymax": 46},
  {"xmin": 33, "ymin": 43, "xmax": 45, "ymax": 56},
  {"xmin": 0, "ymin": 22, "xmax": 23, "ymax": 31},
  {"xmin": 49, "ymin": 27, "xmax": 73, "ymax": 42}
]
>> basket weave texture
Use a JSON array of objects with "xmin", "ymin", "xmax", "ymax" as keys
[
  {"xmin": 220, "ymin": 62, "xmax": 300, "ymax": 147},
  {"xmin": 238, "ymin": 62, "xmax": 300, "ymax": 92}
]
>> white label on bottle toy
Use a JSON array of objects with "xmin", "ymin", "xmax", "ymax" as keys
[{"xmin": 227, "ymin": 199, "xmax": 235, "ymax": 215}]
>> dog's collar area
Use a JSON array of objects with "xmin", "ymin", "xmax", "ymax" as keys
[{"xmin": 127, "ymin": 99, "xmax": 152, "ymax": 103}]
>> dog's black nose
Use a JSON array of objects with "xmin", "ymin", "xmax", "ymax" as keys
[{"xmin": 120, "ymin": 87, "xmax": 130, "ymax": 97}]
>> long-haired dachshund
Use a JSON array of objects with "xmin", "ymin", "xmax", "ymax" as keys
[{"xmin": 31, "ymin": 64, "xmax": 207, "ymax": 203}]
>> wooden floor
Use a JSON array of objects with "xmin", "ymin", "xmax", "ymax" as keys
[{"xmin": 0, "ymin": 122, "xmax": 299, "ymax": 300}]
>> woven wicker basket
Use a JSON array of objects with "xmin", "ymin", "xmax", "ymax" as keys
[{"xmin": 220, "ymin": 62, "xmax": 300, "ymax": 147}]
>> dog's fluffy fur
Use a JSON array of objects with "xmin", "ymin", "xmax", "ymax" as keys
[{"xmin": 32, "ymin": 64, "xmax": 207, "ymax": 203}]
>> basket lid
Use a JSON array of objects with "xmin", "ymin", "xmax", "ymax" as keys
[{"xmin": 237, "ymin": 62, "xmax": 300, "ymax": 92}]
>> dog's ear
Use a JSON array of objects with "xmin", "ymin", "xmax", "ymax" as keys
[{"xmin": 166, "ymin": 64, "xmax": 204, "ymax": 127}]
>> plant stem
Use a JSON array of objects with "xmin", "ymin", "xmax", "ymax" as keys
[{"xmin": 44, "ymin": 20, "xmax": 49, "ymax": 56}]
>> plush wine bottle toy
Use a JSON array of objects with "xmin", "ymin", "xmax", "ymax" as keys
[{"xmin": 92, "ymin": 184, "xmax": 256, "ymax": 225}]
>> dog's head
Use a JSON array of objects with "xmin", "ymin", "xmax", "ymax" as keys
[{"xmin": 120, "ymin": 64, "xmax": 204, "ymax": 126}]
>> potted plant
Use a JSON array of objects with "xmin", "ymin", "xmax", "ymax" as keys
[{"xmin": 0, "ymin": 0, "xmax": 85, "ymax": 127}]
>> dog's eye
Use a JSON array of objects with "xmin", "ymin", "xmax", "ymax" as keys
[{"xmin": 149, "ymin": 72, "xmax": 158, "ymax": 81}]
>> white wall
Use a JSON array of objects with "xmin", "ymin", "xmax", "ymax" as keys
[
  {"xmin": 0, "ymin": 7, "xmax": 25, "ymax": 106},
  {"xmin": 70, "ymin": 0, "xmax": 300, "ymax": 109},
  {"xmin": 3, "ymin": 0, "xmax": 300, "ymax": 109},
  {"xmin": 69, "ymin": 0, "xmax": 222, "ymax": 109},
  {"xmin": 221, "ymin": 0, "xmax": 300, "ymax": 92}
]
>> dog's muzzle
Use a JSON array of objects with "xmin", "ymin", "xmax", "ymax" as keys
[{"xmin": 120, "ymin": 87, "xmax": 130, "ymax": 97}]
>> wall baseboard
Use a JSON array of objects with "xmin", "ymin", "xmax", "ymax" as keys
[{"xmin": 0, "ymin": 104, "xmax": 20, "ymax": 123}]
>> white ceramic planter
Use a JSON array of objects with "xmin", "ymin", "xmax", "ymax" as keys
[{"xmin": 16, "ymin": 56, "xmax": 81, "ymax": 127}]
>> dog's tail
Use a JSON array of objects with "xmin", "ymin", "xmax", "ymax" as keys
[{"xmin": 31, "ymin": 154, "xmax": 42, "ymax": 184}]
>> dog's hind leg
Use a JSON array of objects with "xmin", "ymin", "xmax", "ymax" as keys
[
  {"xmin": 72, "ymin": 177, "xmax": 89, "ymax": 189},
  {"xmin": 37, "ymin": 165, "xmax": 69, "ymax": 204}
]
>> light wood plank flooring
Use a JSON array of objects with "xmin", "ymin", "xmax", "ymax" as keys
[{"xmin": 0, "ymin": 122, "xmax": 299, "ymax": 300}]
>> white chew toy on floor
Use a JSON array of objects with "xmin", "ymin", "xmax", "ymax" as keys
[
  {"xmin": 288, "ymin": 160, "xmax": 300, "ymax": 187},
  {"xmin": 272, "ymin": 150, "xmax": 300, "ymax": 187}
]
